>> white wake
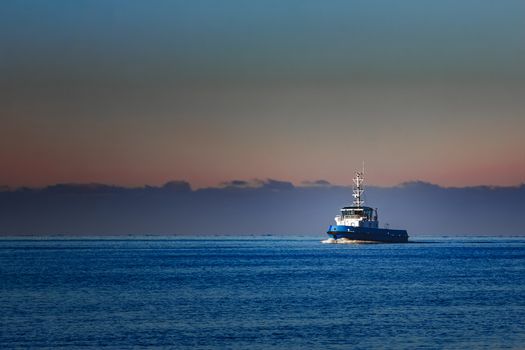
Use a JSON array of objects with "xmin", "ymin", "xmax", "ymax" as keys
[{"xmin": 321, "ymin": 237, "xmax": 379, "ymax": 244}]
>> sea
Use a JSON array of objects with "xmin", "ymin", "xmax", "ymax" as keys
[{"xmin": 1, "ymin": 236, "xmax": 524, "ymax": 349}]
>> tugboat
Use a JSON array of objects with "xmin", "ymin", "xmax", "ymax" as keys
[{"xmin": 324, "ymin": 168, "xmax": 408, "ymax": 243}]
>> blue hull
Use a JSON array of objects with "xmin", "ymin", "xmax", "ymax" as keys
[{"xmin": 327, "ymin": 225, "xmax": 408, "ymax": 243}]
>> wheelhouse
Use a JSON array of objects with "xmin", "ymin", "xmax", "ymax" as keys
[{"xmin": 340, "ymin": 206, "xmax": 377, "ymax": 221}]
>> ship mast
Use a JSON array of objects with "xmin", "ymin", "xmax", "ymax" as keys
[{"xmin": 352, "ymin": 168, "xmax": 365, "ymax": 208}]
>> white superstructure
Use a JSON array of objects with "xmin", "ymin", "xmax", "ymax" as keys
[{"xmin": 334, "ymin": 170, "xmax": 379, "ymax": 228}]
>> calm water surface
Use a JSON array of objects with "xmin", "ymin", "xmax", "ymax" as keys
[{"xmin": 1, "ymin": 236, "xmax": 524, "ymax": 349}]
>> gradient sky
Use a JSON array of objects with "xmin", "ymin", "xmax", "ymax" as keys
[{"xmin": 1, "ymin": 0, "xmax": 524, "ymax": 188}]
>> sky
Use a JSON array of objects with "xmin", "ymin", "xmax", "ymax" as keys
[{"xmin": 1, "ymin": 0, "xmax": 525, "ymax": 188}]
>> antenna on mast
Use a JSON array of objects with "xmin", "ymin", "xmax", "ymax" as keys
[{"xmin": 352, "ymin": 164, "xmax": 365, "ymax": 208}]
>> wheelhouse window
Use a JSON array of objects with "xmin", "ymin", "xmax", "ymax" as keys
[
  {"xmin": 342, "ymin": 209, "xmax": 363, "ymax": 218},
  {"xmin": 341, "ymin": 207, "xmax": 374, "ymax": 220}
]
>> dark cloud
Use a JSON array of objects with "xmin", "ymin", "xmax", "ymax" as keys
[
  {"xmin": 42, "ymin": 183, "xmax": 123, "ymax": 195},
  {"xmin": 262, "ymin": 179, "xmax": 294, "ymax": 191},
  {"xmin": 224, "ymin": 180, "xmax": 250, "ymax": 187},
  {"xmin": 162, "ymin": 181, "xmax": 192, "ymax": 193},
  {"xmin": 302, "ymin": 180, "xmax": 332, "ymax": 187},
  {"xmin": 220, "ymin": 180, "xmax": 259, "ymax": 188},
  {"xmin": 219, "ymin": 179, "xmax": 294, "ymax": 191},
  {"xmin": 0, "ymin": 180, "xmax": 524, "ymax": 235},
  {"xmin": 397, "ymin": 181, "xmax": 441, "ymax": 189}
]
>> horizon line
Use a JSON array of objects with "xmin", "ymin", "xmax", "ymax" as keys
[{"xmin": 2, "ymin": 178, "xmax": 524, "ymax": 192}]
